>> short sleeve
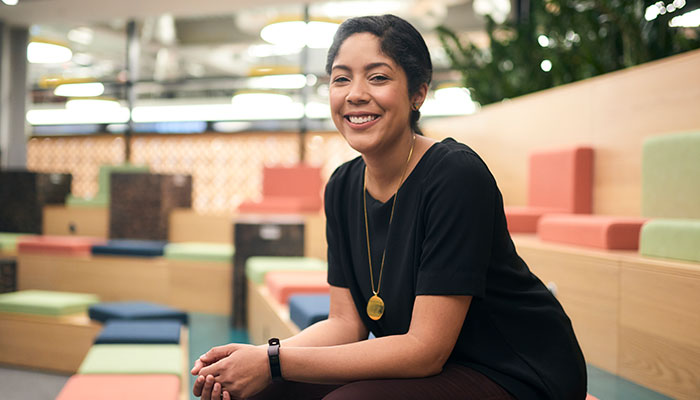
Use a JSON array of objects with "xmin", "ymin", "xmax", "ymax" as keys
[
  {"xmin": 325, "ymin": 168, "xmax": 348, "ymax": 288},
  {"xmin": 417, "ymin": 150, "xmax": 497, "ymax": 298}
]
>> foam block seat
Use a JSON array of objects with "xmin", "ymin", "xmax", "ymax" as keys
[
  {"xmin": 164, "ymin": 242, "xmax": 234, "ymax": 262},
  {"xmin": 89, "ymin": 301, "xmax": 188, "ymax": 325},
  {"xmin": 265, "ymin": 270, "xmax": 330, "ymax": 304},
  {"xmin": 94, "ymin": 319, "xmax": 182, "ymax": 344},
  {"xmin": 289, "ymin": 294, "xmax": 330, "ymax": 330},
  {"xmin": 17, "ymin": 235, "xmax": 103, "ymax": 257},
  {"xmin": 91, "ymin": 239, "xmax": 167, "ymax": 257},
  {"xmin": 66, "ymin": 164, "xmax": 149, "ymax": 208},
  {"xmin": 640, "ymin": 219, "xmax": 700, "ymax": 263},
  {"xmin": 245, "ymin": 256, "xmax": 327, "ymax": 284},
  {"xmin": 505, "ymin": 146, "xmax": 593, "ymax": 233},
  {"xmin": 238, "ymin": 165, "xmax": 323, "ymax": 214},
  {"xmin": 78, "ymin": 344, "xmax": 182, "ymax": 375},
  {"xmin": 0, "ymin": 290, "xmax": 98, "ymax": 316},
  {"xmin": 0, "ymin": 232, "xmax": 32, "ymax": 253},
  {"xmin": 56, "ymin": 374, "xmax": 180, "ymax": 400},
  {"xmin": 538, "ymin": 214, "xmax": 648, "ymax": 250}
]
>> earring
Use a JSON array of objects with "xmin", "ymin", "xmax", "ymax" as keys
[{"xmin": 412, "ymin": 103, "xmax": 420, "ymax": 111}]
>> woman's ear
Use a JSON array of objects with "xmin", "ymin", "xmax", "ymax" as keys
[{"xmin": 411, "ymin": 83, "xmax": 429, "ymax": 110}]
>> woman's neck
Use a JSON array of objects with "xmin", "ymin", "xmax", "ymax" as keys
[{"xmin": 363, "ymin": 133, "xmax": 417, "ymax": 202}]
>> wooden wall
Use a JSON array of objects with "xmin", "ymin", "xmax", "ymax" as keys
[{"xmin": 424, "ymin": 49, "xmax": 700, "ymax": 216}]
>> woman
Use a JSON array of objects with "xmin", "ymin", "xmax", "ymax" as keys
[{"xmin": 191, "ymin": 14, "xmax": 587, "ymax": 400}]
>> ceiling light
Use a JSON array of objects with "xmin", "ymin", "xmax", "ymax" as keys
[
  {"xmin": 421, "ymin": 86, "xmax": 478, "ymax": 117},
  {"xmin": 26, "ymin": 105, "xmax": 129, "ymax": 125},
  {"xmin": 54, "ymin": 82, "xmax": 105, "ymax": 97},
  {"xmin": 67, "ymin": 27, "xmax": 94, "ymax": 46},
  {"xmin": 260, "ymin": 19, "xmax": 340, "ymax": 49},
  {"xmin": 27, "ymin": 40, "xmax": 72, "ymax": 64},
  {"xmin": 65, "ymin": 98, "xmax": 121, "ymax": 111},
  {"xmin": 247, "ymin": 74, "xmax": 308, "ymax": 89},
  {"xmin": 670, "ymin": 8, "xmax": 700, "ymax": 27},
  {"xmin": 2, "ymin": 0, "xmax": 19, "ymax": 5}
]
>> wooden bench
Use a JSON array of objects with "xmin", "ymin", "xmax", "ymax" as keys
[{"xmin": 512, "ymin": 234, "xmax": 700, "ymax": 399}]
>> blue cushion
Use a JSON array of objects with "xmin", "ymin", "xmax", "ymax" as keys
[
  {"xmin": 95, "ymin": 319, "xmax": 182, "ymax": 344},
  {"xmin": 89, "ymin": 301, "xmax": 188, "ymax": 325},
  {"xmin": 288, "ymin": 294, "xmax": 329, "ymax": 329},
  {"xmin": 91, "ymin": 239, "xmax": 167, "ymax": 257}
]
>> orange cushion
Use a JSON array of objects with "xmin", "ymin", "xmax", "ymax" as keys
[
  {"xmin": 238, "ymin": 196, "xmax": 323, "ymax": 214},
  {"xmin": 528, "ymin": 147, "xmax": 593, "ymax": 213},
  {"xmin": 263, "ymin": 165, "xmax": 322, "ymax": 199},
  {"xmin": 505, "ymin": 206, "xmax": 559, "ymax": 233},
  {"xmin": 538, "ymin": 214, "xmax": 648, "ymax": 250},
  {"xmin": 56, "ymin": 374, "xmax": 179, "ymax": 400},
  {"xmin": 17, "ymin": 235, "xmax": 103, "ymax": 256},
  {"xmin": 265, "ymin": 270, "xmax": 330, "ymax": 304}
]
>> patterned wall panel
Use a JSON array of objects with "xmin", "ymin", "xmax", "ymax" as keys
[{"xmin": 26, "ymin": 132, "xmax": 359, "ymax": 215}]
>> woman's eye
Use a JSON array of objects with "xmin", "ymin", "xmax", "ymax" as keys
[
  {"xmin": 371, "ymin": 75, "xmax": 388, "ymax": 82},
  {"xmin": 332, "ymin": 76, "xmax": 349, "ymax": 83}
]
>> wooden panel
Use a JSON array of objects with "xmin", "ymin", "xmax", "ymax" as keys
[
  {"xmin": 247, "ymin": 280, "xmax": 299, "ymax": 345},
  {"xmin": 43, "ymin": 205, "xmax": 109, "ymax": 238},
  {"xmin": 619, "ymin": 258, "xmax": 700, "ymax": 399},
  {"xmin": 513, "ymin": 234, "xmax": 620, "ymax": 374},
  {"xmin": 167, "ymin": 259, "xmax": 232, "ymax": 315},
  {"xmin": 0, "ymin": 312, "xmax": 101, "ymax": 373},
  {"xmin": 424, "ymin": 49, "xmax": 700, "ymax": 216},
  {"xmin": 18, "ymin": 253, "xmax": 169, "ymax": 304},
  {"xmin": 304, "ymin": 212, "xmax": 327, "ymax": 260},
  {"xmin": 169, "ymin": 208, "xmax": 233, "ymax": 244},
  {"xmin": 179, "ymin": 326, "xmax": 190, "ymax": 400}
]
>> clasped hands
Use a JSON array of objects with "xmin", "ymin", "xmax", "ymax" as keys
[{"xmin": 191, "ymin": 343, "xmax": 270, "ymax": 400}]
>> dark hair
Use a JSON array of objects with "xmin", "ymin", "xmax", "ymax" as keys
[{"xmin": 325, "ymin": 14, "xmax": 433, "ymax": 134}]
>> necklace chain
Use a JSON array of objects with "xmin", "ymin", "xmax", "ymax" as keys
[{"xmin": 363, "ymin": 135, "xmax": 416, "ymax": 296}]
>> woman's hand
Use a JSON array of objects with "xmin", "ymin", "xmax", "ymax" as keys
[
  {"xmin": 191, "ymin": 343, "xmax": 239, "ymax": 376},
  {"xmin": 195, "ymin": 343, "xmax": 271, "ymax": 399}
]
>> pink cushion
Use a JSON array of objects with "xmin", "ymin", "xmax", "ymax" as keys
[
  {"xmin": 538, "ymin": 214, "xmax": 648, "ymax": 250},
  {"xmin": 17, "ymin": 235, "xmax": 103, "ymax": 256},
  {"xmin": 265, "ymin": 270, "xmax": 330, "ymax": 304},
  {"xmin": 528, "ymin": 147, "xmax": 593, "ymax": 213},
  {"xmin": 56, "ymin": 374, "xmax": 179, "ymax": 400},
  {"xmin": 239, "ymin": 164, "xmax": 323, "ymax": 214},
  {"xmin": 505, "ymin": 206, "xmax": 559, "ymax": 233},
  {"xmin": 586, "ymin": 395, "xmax": 599, "ymax": 400}
]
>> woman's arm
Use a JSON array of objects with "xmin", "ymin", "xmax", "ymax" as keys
[
  {"xmin": 281, "ymin": 294, "xmax": 472, "ymax": 383},
  {"xmin": 196, "ymin": 293, "xmax": 471, "ymax": 399}
]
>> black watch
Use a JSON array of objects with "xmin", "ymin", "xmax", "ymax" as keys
[{"xmin": 267, "ymin": 337, "xmax": 283, "ymax": 382}]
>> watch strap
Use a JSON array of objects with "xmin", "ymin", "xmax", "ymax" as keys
[{"xmin": 267, "ymin": 337, "xmax": 283, "ymax": 382}]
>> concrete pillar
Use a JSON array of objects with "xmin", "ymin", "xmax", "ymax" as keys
[{"xmin": 0, "ymin": 21, "xmax": 29, "ymax": 169}]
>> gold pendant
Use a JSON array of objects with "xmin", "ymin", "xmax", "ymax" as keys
[{"xmin": 367, "ymin": 295, "xmax": 385, "ymax": 320}]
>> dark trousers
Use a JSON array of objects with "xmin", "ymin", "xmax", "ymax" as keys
[{"xmin": 248, "ymin": 363, "xmax": 515, "ymax": 400}]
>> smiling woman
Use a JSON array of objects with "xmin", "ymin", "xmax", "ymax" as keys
[{"xmin": 191, "ymin": 14, "xmax": 588, "ymax": 400}]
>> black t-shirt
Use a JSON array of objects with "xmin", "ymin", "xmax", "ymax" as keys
[{"xmin": 325, "ymin": 138, "xmax": 587, "ymax": 400}]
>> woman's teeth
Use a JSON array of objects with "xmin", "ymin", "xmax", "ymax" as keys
[{"xmin": 348, "ymin": 115, "xmax": 377, "ymax": 124}]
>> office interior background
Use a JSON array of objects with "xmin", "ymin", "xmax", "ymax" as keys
[{"xmin": 0, "ymin": 0, "xmax": 699, "ymax": 399}]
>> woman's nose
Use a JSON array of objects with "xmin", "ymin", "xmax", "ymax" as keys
[{"xmin": 346, "ymin": 81, "xmax": 370, "ymax": 104}]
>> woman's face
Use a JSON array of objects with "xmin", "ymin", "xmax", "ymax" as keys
[{"xmin": 329, "ymin": 32, "xmax": 417, "ymax": 155}]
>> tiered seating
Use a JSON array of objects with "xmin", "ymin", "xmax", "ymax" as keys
[
  {"xmin": 238, "ymin": 164, "xmax": 323, "ymax": 214},
  {"xmin": 289, "ymin": 294, "xmax": 330, "ymax": 330},
  {"xmin": 538, "ymin": 214, "xmax": 647, "ymax": 250},
  {"xmin": 265, "ymin": 270, "xmax": 329, "ymax": 304},
  {"xmin": 0, "ymin": 232, "xmax": 32, "ymax": 254},
  {"xmin": 56, "ymin": 301, "xmax": 189, "ymax": 400},
  {"xmin": 18, "ymin": 235, "xmax": 103, "ymax": 257},
  {"xmin": 91, "ymin": 239, "xmax": 167, "ymax": 257},
  {"xmin": 0, "ymin": 290, "xmax": 101, "ymax": 373},
  {"xmin": 505, "ymin": 146, "xmax": 593, "ymax": 232}
]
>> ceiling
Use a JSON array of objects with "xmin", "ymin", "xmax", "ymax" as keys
[{"xmin": 1, "ymin": 0, "xmax": 501, "ymax": 131}]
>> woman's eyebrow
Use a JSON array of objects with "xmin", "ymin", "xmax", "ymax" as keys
[{"xmin": 331, "ymin": 62, "xmax": 394, "ymax": 73}]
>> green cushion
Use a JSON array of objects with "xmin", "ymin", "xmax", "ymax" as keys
[
  {"xmin": 0, "ymin": 233, "xmax": 29, "ymax": 252},
  {"xmin": 67, "ymin": 164, "xmax": 149, "ymax": 207},
  {"xmin": 164, "ymin": 242, "xmax": 234, "ymax": 262},
  {"xmin": 245, "ymin": 256, "xmax": 327, "ymax": 284},
  {"xmin": 0, "ymin": 290, "xmax": 99, "ymax": 316},
  {"xmin": 642, "ymin": 131, "xmax": 700, "ymax": 218},
  {"xmin": 78, "ymin": 344, "xmax": 182, "ymax": 375},
  {"xmin": 640, "ymin": 219, "xmax": 700, "ymax": 263}
]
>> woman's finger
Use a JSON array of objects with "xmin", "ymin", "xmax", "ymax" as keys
[
  {"xmin": 212, "ymin": 382, "xmax": 222, "ymax": 400},
  {"xmin": 201, "ymin": 375, "xmax": 215, "ymax": 400},
  {"xmin": 193, "ymin": 375, "xmax": 205, "ymax": 397}
]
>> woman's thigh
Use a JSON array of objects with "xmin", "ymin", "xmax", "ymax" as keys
[
  {"xmin": 247, "ymin": 381, "xmax": 341, "ymax": 400},
  {"xmin": 323, "ymin": 363, "xmax": 514, "ymax": 400}
]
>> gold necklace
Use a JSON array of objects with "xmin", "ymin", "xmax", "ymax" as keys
[{"xmin": 363, "ymin": 135, "xmax": 416, "ymax": 321}]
